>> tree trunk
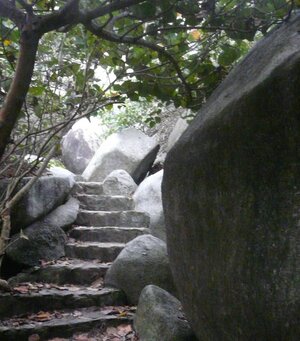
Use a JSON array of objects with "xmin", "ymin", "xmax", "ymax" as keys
[
  {"xmin": 0, "ymin": 207, "xmax": 11, "ymax": 272},
  {"xmin": 0, "ymin": 28, "xmax": 39, "ymax": 160}
]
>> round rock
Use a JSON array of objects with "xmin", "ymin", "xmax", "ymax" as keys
[
  {"xmin": 134, "ymin": 285, "xmax": 197, "ymax": 341},
  {"xmin": 104, "ymin": 235, "xmax": 175, "ymax": 304}
]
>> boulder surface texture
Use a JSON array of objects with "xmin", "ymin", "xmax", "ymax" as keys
[
  {"xmin": 82, "ymin": 128, "xmax": 159, "ymax": 184},
  {"xmin": 62, "ymin": 117, "xmax": 104, "ymax": 174},
  {"xmin": 6, "ymin": 222, "xmax": 67, "ymax": 267},
  {"xmin": 103, "ymin": 169, "xmax": 137, "ymax": 196},
  {"xmin": 162, "ymin": 15, "xmax": 300, "ymax": 340},
  {"xmin": 134, "ymin": 285, "xmax": 197, "ymax": 341},
  {"xmin": 0, "ymin": 176, "xmax": 73, "ymax": 234},
  {"xmin": 133, "ymin": 170, "xmax": 165, "ymax": 240},
  {"xmin": 43, "ymin": 197, "xmax": 79, "ymax": 231},
  {"xmin": 104, "ymin": 235, "xmax": 175, "ymax": 304}
]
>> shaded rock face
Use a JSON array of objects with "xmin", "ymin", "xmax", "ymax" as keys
[
  {"xmin": 133, "ymin": 170, "xmax": 165, "ymax": 241},
  {"xmin": 43, "ymin": 197, "xmax": 79, "ymax": 232},
  {"xmin": 6, "ymin": 222, "xmax": 67, "ymax": 267},
  {"xmin": 0, "ymin": 176, "xmax": 73, "ymax": 234},
  {"xmin": 162, "ymin": 16, "xmax": 300, "ymax": 341},
  {"xmin": 103, "ymin": 169, "xmax": 137, "ymax": 196},
  {"xmin": 61, "ymin": 118, "xmax": 105, "ymax": 174},
  {"xmin": 104, "ymin": 235, "xmax": 175, "ymax": 304},
  {"xmin": 166, "ymin": 118, "xmax": 188, "ymax": 153},
  {"xmin": 82, "ymin": 128, "xmax": 159, "ymax": 184},
  {"xmin": 134, "ymin": 285, "xmax": 197, "ymax": 341}
]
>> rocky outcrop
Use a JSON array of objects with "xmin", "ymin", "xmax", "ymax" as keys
[
  {"xmin": 162, "ymin": 15, "xmax": 300, "ymax": 340},
  {"xmin": 104, "ymin": 235, "xmax": 175, "ymax": 304},
  {"xmin": 6, "ymin": 222, "xmax": 67, "ymax": 267},
  {"xmin": 61, "ymin": 118, "xmax": 106, "ymax": 174},
  {"xmin": 82, "ymin": 128, "xmax": 159, "ymax": 184},
  {"xmin": 134, "ymin": 285, "xmax": 196, "ymax": 341},
  {"xmin": 133, "ymin": 170, "xmax": 165, "ymax": 240},
  {"xmin": 0, "ymin": 176, "xmax": 74, "ymax": 234},
  {"xmin": 102, "ymin": 169, "xmax": 137, "ymax": 196}
]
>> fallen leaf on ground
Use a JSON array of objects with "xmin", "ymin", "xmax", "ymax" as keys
[
  {"xmin": 28, "ymin": 334, "xmax": 40, "ymax": 341},
  {"xmin": 90, "ymin": 277, "xmax": 104, "ymax": 288},
  {"xmin": 33, "ymin": 311, "xmax": 52, "ymax": 322},
  {"xmin": 13, "ymin": 285, "xmax": 29, "ymax": 294}
]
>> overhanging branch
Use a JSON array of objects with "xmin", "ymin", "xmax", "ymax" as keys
[
  {"xmin": 0, "ymin": 0, "xmax": 25, "ymax": 26},
  {"xmin": 84, "ymin": 21, "xmax": 192, "ymax": 102},
  {"xmin": 83, "ymin": 0, "xmax": 146, "ymax": 22}
]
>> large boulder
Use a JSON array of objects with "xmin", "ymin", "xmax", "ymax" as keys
[
  {"xmin": 43, "ymin": 197, "xmax": 79, "ymax": 231},
  {"xmin": 103, "ymin": 169, "xmax": 137, "ymax": 196},
  {"xmin": 62, "ymin": 117, "xmax": 106, "ymax": 174},
  {"xmin": 162, "ymin": 16, "xmax": 300, "ymax": 340},
  {"xmin": 82, "ymin": 128, "xmax": 159, "ymax": 184},
  {"xmin": 134, "ymin": 285, "xmax": 197, "ymax": 341},
  {"xmin": 0, "ymin": 176, "xmax": 73, "ymax": 234},
  {"xmin": 104, "ymin": 235, "xmax": 175, "ymax": 304},
  {"xmin": 6, "ymin": 222, "xmax": 67, "ymax": 267},
  {"xmin": 133, "ymin": 170, "xmax": 165, "ymax": 240},
  {"xmin": 48, "ymin": 167, "xmax": 76, "ymax": 187}
]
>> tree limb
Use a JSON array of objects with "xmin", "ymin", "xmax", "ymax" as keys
[
  {"xmin": 83, "ymin": 0, "xmax": 146, "ymax": 22},
  {"xmin": 0, "ymin": 28, "xmax": 39, "ymax": 160},
  {"xmin": 0, "ymin": 0, "xmax": 25, "ymax": 25},
  {"xmin": 84, "ymin": 22, "xmax": 192, "ymax": 102}
]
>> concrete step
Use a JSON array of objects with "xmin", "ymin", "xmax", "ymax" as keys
[
  {"xmin": 8, "ymin": 259, "xmax": 110, "ymax": 286},
  {"xmin": 70, "ymin": 226, "xmax": 150, "ymax": 243},
  {"xmin": 0, "ymin": 286, "xmax": 126, "ymax": 319},
  {"xmin": 0, "ymin": 306, "xmax": 132, "ymax": 341},
  {"xmin": 65, "ymin": 242, "xmax": 125, "ymax": 262},
  {"xmin": 72, "ymin": 182, "xmax": 104, "ymax": 195},
  {"xmin": 76, "ymin": 194, "xmax": 135, "ymax": 211},
  {"xmin": 75, "ymin": 210, "xmax": 150, "ymax": 227}
]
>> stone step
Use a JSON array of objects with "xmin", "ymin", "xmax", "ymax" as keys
[
  {"xmin": 0, "ymin": 306, "xmax": 132, "ymax": 341},
  {"xmin": 72, "ymin": 182, "xmax": 104, "ymax": 195},
  {"xmin": 65, "ymin": 242, "xmax": 125, "ymax": 262},
  {"xmin": 76, "ymin": 194, "xmax": 135, "ymax": 211},
  {"xmin": 75, "ymin": 210, "xmax": 150, "ymax": 227},
  {"xmin": 70, "ymin": 226, "xmax": 150, "ymax": 243},
  {"xmin": 8, "ymin": 259, "xmax": 110, "ymax": 286},
  {"xmin": 0, "ymin": 287, "xmax": 126, "ymax": 319}
]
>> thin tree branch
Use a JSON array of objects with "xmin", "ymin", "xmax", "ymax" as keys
[
  {"xmin": 84, "ymin": 22, "xmax": 192, "ymax": 102},
  {"xmin": 83, "ymin": 0, "xmax": 146, "ymax": 22}
]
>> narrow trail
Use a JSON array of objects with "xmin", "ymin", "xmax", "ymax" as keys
[{"xmin": 0, "ymin": 181, "xmax": 150, "ymax": 340}]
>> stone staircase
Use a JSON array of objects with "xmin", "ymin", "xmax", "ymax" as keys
[{"xmin": 0, "ymin": 181, "xmax": 150, "ymax": 340}]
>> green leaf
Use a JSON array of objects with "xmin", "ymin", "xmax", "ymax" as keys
[{"xmin": 29, "ymin": 86, "xmax": 45, "ymax": 96}]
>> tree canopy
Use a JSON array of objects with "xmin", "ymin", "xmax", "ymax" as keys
[{"xmin": 0, "ymin": 0, "xmax": 294, "ymax": 161}]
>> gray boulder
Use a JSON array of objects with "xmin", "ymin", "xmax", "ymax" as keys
[
  {"xmin": 167, "ymin": 117, "xmax": 188, "ymax": 152},
  {"xmin": 162, "ymin": 15, "xmax": 300, "ymax": 340},
  {"xmin": 103, "ymin": 169, "xmax": 137, "ymax": 196},
  {"xmin": 48, "ymin": 166, "xmax": 76, "ymax": 187},
  {"xmin": 6, "ymin": 222, "xmax": 67, "ymax": 267},
  {"xmin": 133, "ymin": 170, "xmax": 165, "ymax": 240},
  {"xmin": 134, "ymin": 285, "xmax": 197, "ymax": 341},
  {"xmin": 82, "ymin": 128, "xmax": 159, "ymax": 184},
  {"xmin": 43, "ymin": 197, "xmax": 79, "ymax": 231},
  {"xmin": 62, "ymin": 117, "xmax": 106, "ymax": 174},
  {"xmin": 0, "ymin": 176, "xmax": 73, "ymax": 234},
  {"xmin": 104, "ymin": 235, "xmax": 175, "ymax": 304}
]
